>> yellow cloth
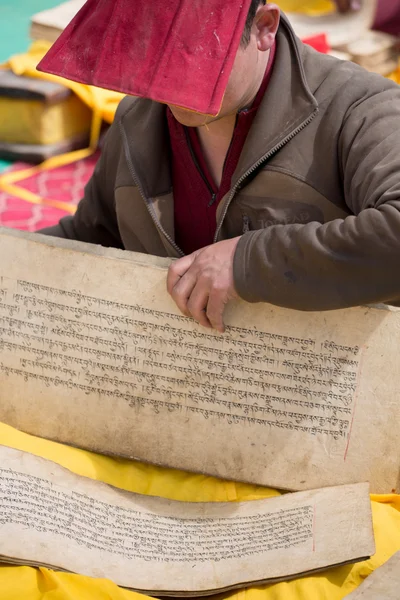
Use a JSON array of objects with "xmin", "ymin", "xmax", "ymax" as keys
[
  {"xmin": 277, "ymin": 0, "xmax": 335, "ymax": 14},
  {"xmin": 388, "ymin": 65, "xmax": 400, "ymax": 84},
  {"xmin": 0, "ymin": 421, "xmax": 399, "ymax": 600}
]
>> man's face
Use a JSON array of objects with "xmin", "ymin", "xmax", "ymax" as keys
[
  {"xmin": 167, "ymin": 4, "xmax": 280, "ymax": 127},
  {"xmin": 167, "ymin": 38, "xmax": 261, "ymax": 127}
]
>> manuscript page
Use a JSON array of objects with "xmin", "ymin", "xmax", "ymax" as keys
[
  {"xmin": 345, "ymin": 552, "xmax": 400, "ymax": 599},
  {"xmin": 0, "ymin": 228, "xmax": 399, "ymax": 492},
  {"xmin": 0, "ymin": 446, "xmax": 374, "ymax": 595}
]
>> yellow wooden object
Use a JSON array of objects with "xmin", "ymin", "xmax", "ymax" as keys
[{"xmin": 0, "ymin": 94, "xmax": 91, "ymax": 145}]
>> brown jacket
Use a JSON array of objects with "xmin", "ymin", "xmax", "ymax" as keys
[{"xmin": 42, "ymin": 16, "xmax": 400, "ymax": 311}]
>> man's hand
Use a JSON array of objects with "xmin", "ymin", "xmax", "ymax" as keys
[
  {"xmin": 167, "ymin": 237, "xmax": 241, "ymax": 333},
  {"xmin": 334, "ymin": 0, "xmax": 361, "ymax": 12}
]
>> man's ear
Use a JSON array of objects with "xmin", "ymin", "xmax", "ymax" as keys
[{"xmin": 254, "ymin": 4, "xmax": 280, "ymax": 52}]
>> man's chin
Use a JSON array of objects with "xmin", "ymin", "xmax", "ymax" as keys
[{"xmin": 167, "ymin": 105, "xmax": 215, "ymax": 127}]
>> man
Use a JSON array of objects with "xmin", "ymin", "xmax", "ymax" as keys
[{"xmin": 38, "ymin": 0, "xmax": 400, "ymax": 333}]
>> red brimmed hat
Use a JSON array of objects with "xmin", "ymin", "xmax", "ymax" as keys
[{"xmin": 37, "ymin": 0, "xmax": 253, "ymax": 115}]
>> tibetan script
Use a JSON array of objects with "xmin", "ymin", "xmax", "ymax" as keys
[
  {"xmin": 0, "ymin": 446, "xmax": 374, "ymax": 595},
  {"xmin": 0, "ymin": 229, "xmax": 399, "ymax": 492}
]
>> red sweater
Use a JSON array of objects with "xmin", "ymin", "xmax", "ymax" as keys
[{"xmin": 167, "ymin": 43, "xmax": 276, "ymax": 254}]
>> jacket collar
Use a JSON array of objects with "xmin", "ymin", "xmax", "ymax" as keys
[{"xmin": 231, "ymin": 14, "xmax": 318, "ymax": 186}]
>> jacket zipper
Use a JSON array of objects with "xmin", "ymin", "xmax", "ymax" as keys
[
  {"xmin": 184, "ymin": 128, "xmax": 217, "ymax": 207},
  {"xmin": 185, "ymin": 114, "xmax": 240, "ymax": 208},
  {"xmin": 120, "ymin": 109, "xmax": 318, "ymax": 254},
  {"xmin": 119, "ymin": 121, "xmax": 185, "ymax": 257},
  {"xmin": 213, "ymin": 109, "xmax": 318, "ymax": 243}
]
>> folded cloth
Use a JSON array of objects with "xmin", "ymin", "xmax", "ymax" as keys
[{"xmin": 37, "ymin": 0, "xmax": 252, "ymax": 116}]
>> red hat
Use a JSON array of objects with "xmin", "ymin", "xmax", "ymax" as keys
[{"xmin": 37, "ymin": 0, "xmax": 253, "ymax": 116}]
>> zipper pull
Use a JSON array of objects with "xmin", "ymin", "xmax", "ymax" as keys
[{"xmin": 208, "ymin": 193, "xmax": 217, "ymax": 208}]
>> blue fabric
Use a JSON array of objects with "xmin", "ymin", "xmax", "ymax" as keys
[{"xmin": 0, "ymin": 0, "xmax": 61, "ymax": 62}]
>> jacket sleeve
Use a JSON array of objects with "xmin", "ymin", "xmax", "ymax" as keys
[
  {"xmin": 233, "ymin": 76, "xmax": 400, "ymax": 310},
  {"xmin": 38, "ymin": 100, "xmax": 129, "ymax": 249}
]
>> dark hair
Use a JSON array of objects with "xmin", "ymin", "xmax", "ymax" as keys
[{"xmin": 241, "ymin": 0, "xmax": 265, "ymax": 47}]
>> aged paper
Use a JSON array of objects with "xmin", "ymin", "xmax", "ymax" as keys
[
  {"xmin": 0, "ymin": 228, "xmax": 399, "ymax": 492},
  {"xmin": 345, "ymin": 552, "xmax": 400, "ymax": 599},
  {"xmin": 0, "ymin": 446, "xmax": 374, "ymax": 595}
]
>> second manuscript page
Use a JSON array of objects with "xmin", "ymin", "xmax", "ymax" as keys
[{"xmin": 0, "ymin": 446, "xmax": 374, "ymax": 595}]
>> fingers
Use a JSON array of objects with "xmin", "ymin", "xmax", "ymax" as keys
[
  {"xmin": 168, "ymin": 268, "xmax": 197, "ymax": 317},
  {"xmin": 206, "ymin": 290, "xmax": 226, "ymax": 333},
  {"xmin": 186, "ymin": 285, "xmax": 212, "ymax": 329},
  {"xmin": 166, "ymin": 253, "xmax": 198, "ymax": 296},
  {"xmin": 176, "ymin": 278, "xmax": 226, "ymax": 332},
  {"xmin": 168, "ymin": 261, "xmax": 226, "ymax": 331},
  {"xmin": 166, "ymin": 240, "xmax": 237, "ymax": 331}
]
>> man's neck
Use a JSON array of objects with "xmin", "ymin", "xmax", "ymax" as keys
[
  {"xmin": 195, "ymin": 113, "xmax": 237, "ymax": 188},
  {"xmin": 195, "ymin": 49, "xmax": 270, "ymax": 188}
]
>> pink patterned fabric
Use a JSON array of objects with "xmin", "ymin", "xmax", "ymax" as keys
[{"xmin": 0, "ymin": 153, "xmax": 99, "ymax": 231}]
